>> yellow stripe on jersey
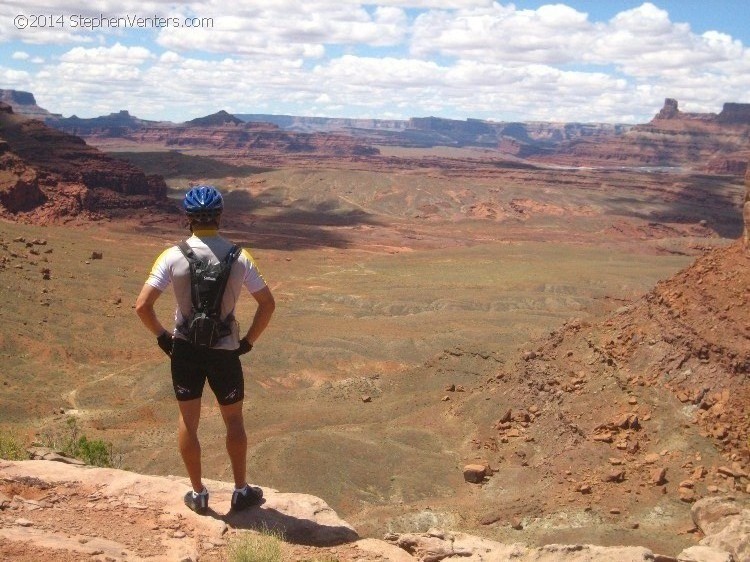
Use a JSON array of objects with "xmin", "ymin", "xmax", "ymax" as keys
[
  {"xmin": 241, "ymin": 248, "xmax": 266, "ymax": 284},
  {"xmin": 148, "ymin": 247, "xmax": 172, "ymax": 277}
]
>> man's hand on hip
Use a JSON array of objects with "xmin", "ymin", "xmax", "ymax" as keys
[
  {"xmin": 157, "ymin": 331, "xmax": 173, "ymax": 356},
  {"xmin": 237, "ymin": 339, "xmax": 253, "ymax": 355}
]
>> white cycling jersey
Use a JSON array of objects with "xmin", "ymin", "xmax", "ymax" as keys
[{"xmin": 145, "ymin": 228, "xmax": 267, "ymax": 350}]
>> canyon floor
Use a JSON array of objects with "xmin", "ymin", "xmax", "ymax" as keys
[{"xmin": 0, "ymin": 146, "xmax": 747, "ymax": 558}]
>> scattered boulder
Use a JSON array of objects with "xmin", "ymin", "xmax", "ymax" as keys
[
  {"xmin": 651, "ymin": 467, "xmax": 668, "ymax": 486},
  {"xmin": 644, "ymin": 453, "xmax": 661, "ymax": 464},
  {"xmin": 26, "ymin": 446, "xmax": 86, "ymax": 465},
  {"xmin": 680, "ymin": 487, "xmax": 697, "ymax": 503},
  {"xmin": 692, "ymin": 496, "xmax": 744, "ymax": 536},
  {"xmin": 687, "ymin": 496, "xmax": 750, "ymax": 562},
  {"xmin": 463, "ymin": 464, "xmax": 487, "ymax": 484},
  {"xmin": 677, "ymin": 545, "xmax": 733, "ymax": 562},
  {"xmin": 603, "ymin": 468, "xmax": 625, "ymax": 483}
]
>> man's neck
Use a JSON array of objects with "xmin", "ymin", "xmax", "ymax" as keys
[{"xmin": 191, "ymin": 227, "xmax": 219, "ymax": 237}]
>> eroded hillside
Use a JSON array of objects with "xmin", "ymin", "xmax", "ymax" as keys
[{"xmin": 0, "ymin": 103, "xmax": 169, "ymax": 223}]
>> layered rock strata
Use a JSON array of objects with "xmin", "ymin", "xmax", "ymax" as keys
[{"xmin": 0, "ymin": 103, "xmax": 168, "ymax": 223}]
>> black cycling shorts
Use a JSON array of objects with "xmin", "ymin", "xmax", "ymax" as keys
[{"xmin": 170, "ymin": 339, "xmax": 244, "ymax": 405}]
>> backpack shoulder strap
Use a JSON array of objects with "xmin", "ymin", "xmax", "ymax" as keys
[
  {"xmin": 177, "ymin": 240, "xmax": 200, "ymax": 264},
  {"xmin": 177, "ymin": 240, "xmax": 204, "ymax": 312},
  {"xmin": 224, "ymin": 244, "xmax": 242, "ymax": 266},
  {"xmin": 207, "ymin": 244, "xmax": 242, "ymax": 316}
]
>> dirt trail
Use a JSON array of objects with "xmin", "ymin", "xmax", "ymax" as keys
[{"xmin": 65, "ymin": 360, "xmax": 153, "ymax": 412}]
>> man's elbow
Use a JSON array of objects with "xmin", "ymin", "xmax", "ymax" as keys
[
  {"xmin": 134, "ymin": 296, "xmax": 152, "ymax": 319},
  {"xmin": 263, "ymin": 296, "xmax": 276, "ymax": 316},
  {"xmin": 259, "ymin": 292, "xmax": 276, "ymax": 315},
  {"xmin": 134, "ymin": 302, "xmax": 147, "ymax": 319}
]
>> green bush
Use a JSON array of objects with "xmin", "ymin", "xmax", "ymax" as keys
[
  {"xmin": 227, "ymin": 528, "xmax": 284, "ymax": 562},
  {"xmin": 0, "ymin": 430, "xmax": 28, "ymax": 460},
  {"xmin": 39, "ymin": 417, "xmax": 116, "ymax": 468},
  {"xmin": 72, "ymin": 435, "xmax": 113, "ymax": 467}
]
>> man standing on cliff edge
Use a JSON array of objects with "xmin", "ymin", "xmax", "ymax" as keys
[{"xmin": 135, "ymin": 185, "xmax": 275, "ymax": 514}]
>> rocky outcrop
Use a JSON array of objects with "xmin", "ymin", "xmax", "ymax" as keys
[
  {"xmin": 652, "ymin": 98, "xmax": 717, "ymax": 122},
  {"xmin": 656, "ymin": 98, "xmax": 681, "ymax": 120},
  {"xmin": 382, "ymin": 497, "xmax": 750, "ymax": 561},
  {"xmin": 530, "ymin": 99, "xmax": 750, "ymax": 175},
  {"xmin": 47, "ymin": 110, "xmax": 156, "ymax": 137},
  {"xmin": 0, "ymin": 144, "xmax": 46, "ymax": 212},
  {"xmin": 385, "ymin": 531, "xmax": 657, "ymax": 561},
  {"xmin": 185, "ymin": 110, "xmax": 244, "ymax": 127},
  {"xmin": 0, "ymin": 460, "xmax": 358, "ymax": 561},
  {"xmin": 717, "ymin": 103, "xmax": 750, "ymax": 125},
  {"xmin": 374, "ymin": 498, "xmax": 749, "ymax": 561},
  {"xmin": 0, "ymin": 89, "xmax": 60, "ymax": 120},
  {"xmin": 688, "ymin": 496, "xmax": 750, "ymax": 561},
  {"xmin": 744, "ymin": 166, "xmax": 750, "ymax": 250},
  {"xmin": 0, "ymin": 103, "xmax": 168, "ymax": 223},
  {"xmin": 2, "ymin": 461, "xmax": 746, "ymax": 562}
]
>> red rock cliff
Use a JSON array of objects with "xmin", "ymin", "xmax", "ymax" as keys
[{"xmin": 0, "ymin": 102, "xmax": 168, "ymax": 223}]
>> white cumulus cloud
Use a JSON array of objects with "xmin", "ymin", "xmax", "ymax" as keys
[{"xmin": 1, "ymin": 1, "xmax": 748, "ymax": 122}]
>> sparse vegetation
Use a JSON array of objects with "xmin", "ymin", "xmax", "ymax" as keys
[
  {"xmin": 0, "ymin": 429, "xmax": 28, "ymax": 460},
  {"xmin": 39, "ymin": 417, "xmax": 117, "ymax": 468},
  {"xmin": 227, "ymin": 528, "xmax": 284, "ymax": 562}
]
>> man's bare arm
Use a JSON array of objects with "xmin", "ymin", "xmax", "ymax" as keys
[
  {"xmin": 135, "ymin": 283, "xmax": 168, "ymax": 336},
  {"xmin": 242, "ymin": 286, "xmax": 275, "ymax": 344}
]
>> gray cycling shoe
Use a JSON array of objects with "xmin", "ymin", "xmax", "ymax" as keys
[
  {"xmin": 184, "ymin": 487, "xmax": 209, "ymax": 514},
  {"xmin": 230, "ymin": 484, "xmax": 263, "ymax": 511}
]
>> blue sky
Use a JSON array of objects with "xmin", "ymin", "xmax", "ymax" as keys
[{"xmin": 1, "ymin": 1, "xmax": 748, "ymax": 123}]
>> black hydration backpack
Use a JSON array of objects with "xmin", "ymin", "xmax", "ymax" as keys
[{"xmin": 177, "ymin": 241, "xmax": 242, "ymax": 348}]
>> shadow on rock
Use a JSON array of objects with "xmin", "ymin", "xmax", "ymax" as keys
[{"xmin": 202, "ymin": 489, "xmax": 361, "ymax": 547}]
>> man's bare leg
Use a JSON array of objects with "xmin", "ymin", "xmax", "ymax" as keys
[
  {"xmin": 219, "ymin": 400, "xmax": 248, "ymax": 489},
  {"xmin": 177, "ymin": 398, "xmax": 204, "ymax": 493}
]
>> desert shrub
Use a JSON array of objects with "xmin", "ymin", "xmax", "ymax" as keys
[
  {"xmin": 39, "ymin": 417, "xmax": 116, "ymax": 468},
  {"xmin": 227, "ymin": 528, "xmax": 284, "ymax": 562},
  {"xmin": 72, "ymin": 435, "xmax": 113, "ymax": 467},
  {"xmin": 0, "ymin": 430, "xmax": 28, "ymax": 460}
]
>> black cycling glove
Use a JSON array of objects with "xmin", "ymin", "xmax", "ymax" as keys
[
  {"xmin": 237, "ymin": 339, "xmax": 253, "ymax": 355},
  {"xmin": 157, "ymin": 331, "xmax": 173, "ymax": 356}
]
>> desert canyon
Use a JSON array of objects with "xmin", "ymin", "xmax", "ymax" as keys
[{"xmin": 0, "ymin": 89, "xmax": 748, "ymax": 561}]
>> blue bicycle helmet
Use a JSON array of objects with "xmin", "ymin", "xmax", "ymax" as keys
[{"xmin": 184, "ymin": 185, "xmax": 223, "ymax": 221}]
